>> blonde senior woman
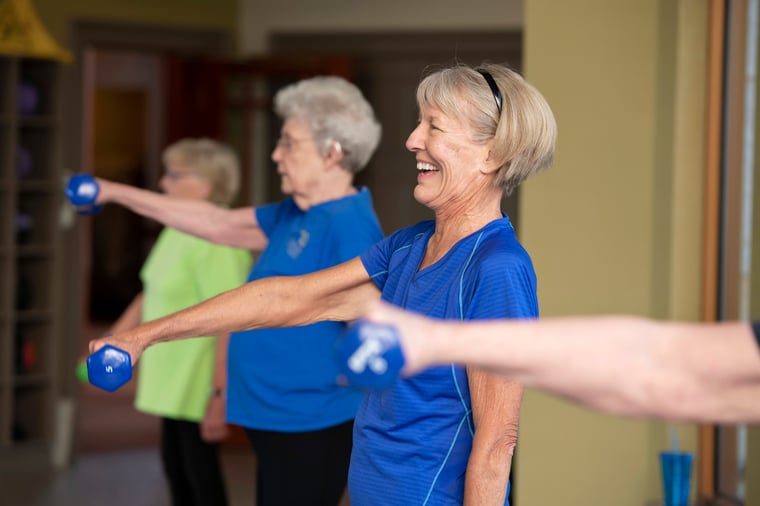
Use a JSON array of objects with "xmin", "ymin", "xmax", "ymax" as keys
[
  {"xmin": 87, "ymin": 63, "xmax": 556, "ymax": 506},
  {"xmin": 76, "ymin": 76, "xmax": 383, "ymax": 506}
]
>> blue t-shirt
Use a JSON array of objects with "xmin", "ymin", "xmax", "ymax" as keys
[
  {"xmin": 226, "ymin": 189, "xmax": 383, "ymax": 431},
  {"xmin": 351, "ymin": 217, "xmax": 537, "ymax": 506}
]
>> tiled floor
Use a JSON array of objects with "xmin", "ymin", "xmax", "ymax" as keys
[
  {"xmin": 2, "ymin": 375, "xmax": 260, "ymax": 506},
  {"xmin": 3, "ymin": 446, "xmax": 257, "ymax": 506},
  {"xmin": 0, "ymin": 323, "xmax": 349, "ymax": 506}
]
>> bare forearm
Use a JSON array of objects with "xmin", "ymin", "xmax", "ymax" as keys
[
  {"xmin": 464, "ymin": 369, "xmax": 520, "ymax": 505},
  {"xmin": 212, "ymin": 333, "xmax": 229, "ymax": 392},
  {"xmin": 98, "ymin": 180, "xmax": 262, "ymax": 249},
  {"xmin": 91, "ymin": 259, "xmax": 379, "ymax": 363},
  {"xmin": 464, "ymin": 446, "xmax": 513, "ymax": 506},
  {"xmin": 123, "ymin": 276, "xmax": 325, "ymax": 352},
  {"xmin": 433, "ymin": 318, "xmax": 760, "ymax": 422}
]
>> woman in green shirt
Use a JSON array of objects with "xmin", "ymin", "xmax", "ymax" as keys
[{"xmin": 106, "ymin": 139, "xmax": 251, "ymax": 506}]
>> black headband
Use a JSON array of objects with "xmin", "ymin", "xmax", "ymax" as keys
[{"xmin": 476, "ymin": 70, "xmax": 503, "ymax": 115}]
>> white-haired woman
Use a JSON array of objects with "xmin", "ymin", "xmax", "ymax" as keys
[
  {"xmin": 81, "ymin": 77, "xmax": 383, "ymax": 506},
  {"xmin": 87, "ymin": 63, "xmax": 556, "ymax": 505},
  {"xmin": 105, "ymin": 138, "xmax": 251, "ymax": 506}
]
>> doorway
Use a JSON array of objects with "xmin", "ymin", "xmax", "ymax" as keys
[
  {"xmin": 61, "ymin": 22, "xmax": 231, "ymax": 454},
  {"xmin": 271, "ymin": 31, "xmax": 523, "ymax": 234}
]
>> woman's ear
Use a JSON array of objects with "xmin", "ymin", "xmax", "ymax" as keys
[
  {"xmin": 325, "ymin": 140, "xmax": 345, "ymax": 166},
  {"xmin": 480, "ymin": 149, "xmax": 500, "ymax": 175}
]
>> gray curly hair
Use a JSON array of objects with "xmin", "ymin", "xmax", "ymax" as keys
[{"xmin": 274, "ymin": 76, "xmax": 382, "ymax": 174}]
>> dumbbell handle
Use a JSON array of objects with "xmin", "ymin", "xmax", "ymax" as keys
[
  {"xmin": 336, "ymin": 320, "xmax": 406, "ymax": 389},
  {"xmin": 65, "ymin": 174, "xmax": 103, "ymax": 215},
  {"xmin": 86, "ymin": 344, "xmax": 133, "ymax": 392}
]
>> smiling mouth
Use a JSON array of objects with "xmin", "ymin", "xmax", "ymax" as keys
[{"xmin": 417, "ymin": 162, "xmax": 439, "ymax": 174}]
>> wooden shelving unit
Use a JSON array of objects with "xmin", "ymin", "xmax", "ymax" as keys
[{"xmin": 0, "ymin": 55, "xmax": 62, "ymax": 451}]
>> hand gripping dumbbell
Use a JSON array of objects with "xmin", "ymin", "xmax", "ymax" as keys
[
  {"xmin": 65, "ymin": 173, "xmax": 102, "ymax": 215},
  {"xmin": 335, "ymin": 321, "xmax": 406, "ymax": 389},
  {"xmin": 79, "ymin": 345, "xmax": 133, "ymax": 392}
]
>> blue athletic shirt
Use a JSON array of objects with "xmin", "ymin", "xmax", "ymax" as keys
[
  {"xmin": 352, "ymin": 216, "xmax": 537, "ymax": 506},
  {"xmin": 226, "ymin": 188, "xmax": 383, "ymax": 431}
]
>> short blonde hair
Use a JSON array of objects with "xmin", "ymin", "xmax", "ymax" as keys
[
  {"xmin": 274, "ymin": 76, "xmax": 382, "ymax": 174},
  {"xmin": 162, "ymin": 138, "xmax": 240, "ymax": 205},
  {"xmin": 416, "ymin": 63, "xmax": 557, "ymax": 195}
]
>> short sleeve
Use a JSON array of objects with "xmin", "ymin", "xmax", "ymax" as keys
[
  {"xmin": 255, "ymin": 200, "xmax": 290, "ymax": 238},
  {"xmin": 463, "ymin": 251, "xmax": 538, "ymax": 321},
  {"xmin": 360, "ymin": 236, "xmax": 394, "ymax": 291},
  {"xmin": 191, "ymin": 243, "xmax": 252, "ymax": 301},
  {"xmin": 752, "ymin": 322, "xmax": 760, "ymax": 350}
]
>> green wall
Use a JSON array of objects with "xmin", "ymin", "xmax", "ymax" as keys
[{"xmin": 519, "ymin": 1, "xmax": 707, "ymax": 504}]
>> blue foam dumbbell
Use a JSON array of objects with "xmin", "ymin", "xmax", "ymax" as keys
[
  {"xmin": 65, "ymin": 173, "xmax": 103, "ymax": 215},
  {"xmin": 86, "ymin": 345, "xmax": 133, "ymax": 392},
  {"xmin": 336, "ymin": 321, "xmax": 406, "ymax": 389}
]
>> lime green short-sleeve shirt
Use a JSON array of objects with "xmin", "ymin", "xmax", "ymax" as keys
[{"xmin": 134, "ymin": 227, "xmax": 251, "ymax": 421}]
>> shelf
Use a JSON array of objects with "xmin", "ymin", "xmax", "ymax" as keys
[
  {"xmin": 15, "ymin": 258, "xmax": 54, "ymax": 312},
  {"xmin": 14, "ymin": 310, "xmax": 52, "ymax": 324},
  {"xmin": 11, "ymin": 383, "xmax": 51, "ymax": 443},
  {"xmin": 17, "ymin": 130, "xmax": 55, "ymax": 180},
  {"xmin": 12, "ymin": 374, "xmax": 50, "ymax": 388},
  {"xmin": 1, "ymin": 56, "xmax": 61, "ymax": 457},
  {"xmin": 12, "ymin": 320, "xmax": 53, "ymax": 378},
  {"xmin": 18, "ymin": 115, "xmax": 56, "ymax": 129},
  {"xmin": 17, "ymin": 181, "xmax": 57, "ymax": 193},
  {"xmin": 0, "ymin": 58, "xmax": 12, "ymax": 118},
  {"xmin": 15, "ymin": 193, "xmax": 56, "ymax": 247},
  {"xmin": 16, "ymin": 246, "xmax": 54, "ymax": 258}
]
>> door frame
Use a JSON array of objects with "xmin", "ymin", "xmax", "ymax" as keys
[{"xmin": 56, "ymin": 21, "xmax": 231, "ymax": 465}]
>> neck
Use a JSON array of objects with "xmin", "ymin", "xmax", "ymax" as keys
[
  {"xmin": 422, "ymin": 193, "xmax": 503, "ymax": 269},
  {"xmin": 293, "ymin": 169, "xmax": 357, "ymax": 210}
]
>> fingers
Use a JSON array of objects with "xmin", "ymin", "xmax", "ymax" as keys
[{"xmin": 201, "ymin": 423, "xmax": 229, "ymax": 443}]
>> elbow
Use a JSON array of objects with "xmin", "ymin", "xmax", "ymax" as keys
[{"xmin": 480, "ymin": 421, "xmax": 520, "ymax": 463}]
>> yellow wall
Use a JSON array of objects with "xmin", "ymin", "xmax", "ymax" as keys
[
  {"xmin": 32, "ymin": 0, "xmax": 739, "ymax": 503},
  {"xmin": 519, "ymin": 0, "xmax": 706, "ymax": 504},
  {"xmin": 238, "ymin": 0, "xmax": 523, "ymax": 53},
  {"xmin": 34, "ymin": 0, "xmax": 237, "ymax": 51}
]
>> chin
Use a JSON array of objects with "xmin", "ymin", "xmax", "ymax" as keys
[{"xmin": 412, "ymin": 187, "xmax": 433, "ymax": 208}]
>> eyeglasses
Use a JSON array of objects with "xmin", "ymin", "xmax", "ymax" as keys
[
  {"xmin": 477, "ymin": 70, "xmax": 503, "ymax": 115},
  {"xmin": 275, "ymin": 136, "xmax": 313, "ymax": 153},
  {"xmin": 163, "ymin": 170, "xmax": 192, "ymax": 181}
]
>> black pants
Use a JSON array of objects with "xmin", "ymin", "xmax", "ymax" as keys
[
  {"xmin": 245, "ymin": 420, "xmax": 354, "ymax": 506},
  {"xmin": 161, "ymin": 417, "xmax": 228, "ymax": 506}
]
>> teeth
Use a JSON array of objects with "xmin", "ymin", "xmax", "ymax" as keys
[{"xmin": 417, "ymin": 162, "xmax": 438, "ymax": 172}]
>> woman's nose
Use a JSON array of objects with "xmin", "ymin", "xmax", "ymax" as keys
[{"xmin": 405, "ymin": 124, "xmax": 424, "ymax": 152}]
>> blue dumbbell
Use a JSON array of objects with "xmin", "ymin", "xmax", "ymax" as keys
[
  {"xmin": 335, "ymin": 321, "xmax": 406, "ymax": 389},
  {"xmin": 65, "ymin": 173, "xmax": 103, "ymax": 215},
  {"xmin": 86, "ymin": 345, "xmax": 133, "ymax": 392}
]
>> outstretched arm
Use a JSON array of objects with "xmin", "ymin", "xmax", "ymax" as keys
[
  {"xmin": 90, "ymin": 258, "xmax": 380, "ymax": 365},
  {"xmin": 95, "ymin": 179, "xmax": 267, "ymax": 250},
  {"xmin": 363, "ymin": 302, "xmax": 760, "ymax": 423}
]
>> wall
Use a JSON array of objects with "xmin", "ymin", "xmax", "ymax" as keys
[
  {"xmin": 238, "ymin": 0, "xmax": 523, "ymax": 53},
  {"xmin": 236, "ymin": 0, "xmax": 714, "ymax": 504},
  {"xmin": 30, "ymin": 0, "xmax": 725, "ymax": 503},
  {"xmin": 34, "ymin": 0, "xmax": 237, "ymax": 50},
  {"xmin": 519, "ymin": 1, "xmax": 707, "ymax": 505}
]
